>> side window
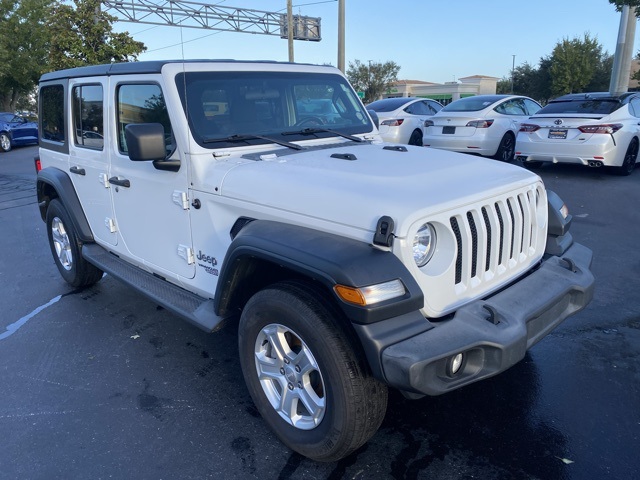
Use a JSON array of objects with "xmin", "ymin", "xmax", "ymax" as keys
[
  {"xmin": 427, "ymin": 100, "xmax": 443, "ymax": 114},
  {"xmin": 524, "ymin": 99, "xmax": 542, "ymax": 116},
  {"xmin": 117, "ymin": 83, "xmax": 173, "ymax": 154},
  {"xmin": 630, "ymin": 98, "xmax": 640, "ymax": 118},
  {"xmin": 40, "ymin": 85, "xmax": 65, "ymax": 143},
  {"xmin": 495, "ymin": 99, "xmax": 526, "ymax": 115},
  {"xmin": 405, "ymin": 101, "xmax": 429, "ymax": 115},
  {"xmin": 72, "ymin": 85, "xmax": 104, "ymax": 150}
]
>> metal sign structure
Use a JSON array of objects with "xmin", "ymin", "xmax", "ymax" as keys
[{"xmin": 101, "ymin": 0, "xmax": 321, "ymax": 41}]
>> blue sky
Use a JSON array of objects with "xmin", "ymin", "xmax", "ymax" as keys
[{"xmin": 112, "ymin": 0, "xmax": 639, "ymax": 84}]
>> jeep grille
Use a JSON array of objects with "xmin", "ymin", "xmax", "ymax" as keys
[{"xmin": 449, "ymin": 188, "xmax": 541, "ymax": 287}]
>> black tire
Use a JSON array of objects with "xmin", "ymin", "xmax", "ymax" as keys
[
  {"xmin": 0, "ymin": 132, "xmax": 11, "ymax": 152},
  {"xmin": 46, "ymin": 199, "xmax": 103, "ymax": 288},
  {"xmin": 238, "ymin": 281, "xmax": 388, "ymax": 462},
  {"xmin": 408, "ymin": 129, "xmax": 423, "ymax": 146},
  {"xmin": 615, "ymin": 138, "xmax": 638, "ymax": 176},
  {"xmin": 493, "ymin": 133, "xmax": 515, "ymax": 162}
]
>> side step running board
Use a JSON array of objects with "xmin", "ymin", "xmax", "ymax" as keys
[{"xmin": 82, "ymin": 243, "xmax": 225, "ymax": 332}]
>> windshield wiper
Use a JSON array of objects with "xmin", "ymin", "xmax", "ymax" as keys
[
  {"xmin": 203, "ymin": 134, "xmax": 304, "ymax": 150},
  {"xmin": 281, "ymin": 128, "xmax": 364, "ymax": 143}
]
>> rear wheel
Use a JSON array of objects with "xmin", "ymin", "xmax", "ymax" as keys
[
  {"xmin": 0, "ymin": 132, "xmax": 11, "ymax": 152},
  {"xmin": 408, "ymin": 129, "xmax": 423, "ymax": 146},
  {"xmin": 238, "ymin": 281, "xmax": 388, "ymax": 462},
  {"xmin": 493, "ymin": 133, "xmax": 515, "ymax": 162},
  {"xmin": 46, "ymin": 199, "xmax": 103, "ymax": 288},
  {"xmin": 615, "ymin": 138, "xmax": 638, "ymax": 176}
]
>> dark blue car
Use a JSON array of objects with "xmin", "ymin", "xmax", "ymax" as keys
[{"xmin": 0, "ymin": 112, "xmax": 38, "ymax": 152}]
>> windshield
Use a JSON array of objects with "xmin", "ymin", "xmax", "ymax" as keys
[
  {"xmin": 176, "ymin": 71, "xmax": 372, "ymax": 148},
  {"xmin": 537, "ymin": 99, "xmax": 621, "ymax": 115},
  {"xmin": 442, "ymin": 96, "xmax": 504, "ymax": 112}
]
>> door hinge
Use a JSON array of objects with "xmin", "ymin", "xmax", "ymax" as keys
[
  {"xmin": 105, "ymin": 217, "xmax": 117, "ymax": 233},
  {"xmin": 172, "ymin": 190, "xmax": 189, "ymax": 210},
  {"xmin": 177, "ymin": 245, "xmax": 195, "ymax": 264},
  {"xmin": 99, "ymin": 173, "xmax": 110, "ymax": 188}
]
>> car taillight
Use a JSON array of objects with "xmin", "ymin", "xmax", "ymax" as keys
[
  {"xmin": 423, "ymin": 120, "xmax": 434, "ymax": 127},
  {"xmin": 578, "ymin": 124, "xmax": 623, "ymax": 134},
  {"xmin": 34, "ymin": 155, "xmax": 41, "ymax": 172},
  {"xmin": 519, "ymin": 123, "xmax": 540, "ymax": 132},
  {"xmin": 466, "ymin": 119, "xmax": 494, "ymax": 128},
  {"xmin": 380, "ymin": 119, "xmax": 404, "ymax": 127}
]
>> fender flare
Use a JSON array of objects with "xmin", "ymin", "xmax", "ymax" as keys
[
  {"xmin": 36, "ymin": 167, "xmax": 94, "ymax": 243},
  {"xmin": 214, "ymin": 220, "xmax": 424, "ymax": 325}
]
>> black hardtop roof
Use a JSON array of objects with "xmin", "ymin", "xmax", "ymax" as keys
[
  {"xmin": 39, "ymin": 59, "xmax": 322, "ymax": 82},
  {"xmin": 551, "ymin": 91, "xmax": 636, "ymax": 103}
]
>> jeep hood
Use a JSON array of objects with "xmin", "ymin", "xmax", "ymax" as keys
[{"xmin": 217, "ymin": 143, "xmax": 540, "ymax": 238}]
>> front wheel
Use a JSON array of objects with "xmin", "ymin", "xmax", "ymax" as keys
[
  {"xmin": 0, "ymin": 132, "xmax": 11, "ymax": 152},
  {"xmin": 615, "ymin": 138, "xmax": 638, "ymax": 176},
  {"xmin": 46, "ymin": 199, "xmax": 103, "ymax": 288},
  {"xmin": 493, "ymin": 133, "xmax": 515, "ymax": 162},
  {"xmin": 238, "ymin": 281, "xmax": 388, "ymax": 462}
]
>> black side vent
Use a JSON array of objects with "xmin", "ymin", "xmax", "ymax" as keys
[
  {"xmin": 230, "ymin": 217, "xmax": 255, "ymax": 240},
  {"xmin": 481, "ymin": 207, "xmax": 491, "ymax": 272},
  {"xmin": 450, "ymin": 217, "xmax": 463, "ymax": 284},
  {"xmin": 495, "ymin": 203, "xmax": 504, "ymax": 265},
  {"xmin": 466, "ymin": 212, "xmax": 478, "ymax": 278},
  {"xmin": 330, "ymin": 153, "xmax": 357, "ymax": 161},
  {"xmin": 383, "ymin": 145, "xmax": 408, "ymax": 152}
]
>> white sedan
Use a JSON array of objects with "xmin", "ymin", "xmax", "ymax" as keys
[
  {"xmin": 515, "ymin": 92, "xmax": 640, "ymax": 175},
  {"xmin": 422, "ymin": 95, "xmax": 542, "ymax": 161},
  {"xmin": 366, "ymin": 97, "xmax": 442, "ymax": 145}
]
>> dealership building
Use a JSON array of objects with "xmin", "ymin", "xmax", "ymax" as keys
[{"xmin": 383, "ymin": 75, "xmax": 500, "ymax": 105}]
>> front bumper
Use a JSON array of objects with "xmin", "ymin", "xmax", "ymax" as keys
[{"xmin": 378, "ymin": 242, "xmax": 594, "ymax": 396}]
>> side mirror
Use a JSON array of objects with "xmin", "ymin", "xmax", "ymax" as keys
[
  {"xmin": 367, "ymin": 109, "xmax": 379, "ymax": 129},
  {"xmin": 124, "ymin": 123, "xmax": 167, "ymax": 161}
]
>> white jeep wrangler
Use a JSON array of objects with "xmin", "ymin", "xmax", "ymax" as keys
[{"xmin": 36, "ymin": 60, "xmax": 594, "ymax": 462}]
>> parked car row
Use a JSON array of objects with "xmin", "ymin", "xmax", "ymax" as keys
[
  {"xmin": 0, "ymin": 112, "xmax": 39, "ymax": 152},
  {"xmin": 369, "ymin": 92, "xmax": 640, "ymax": 176}
]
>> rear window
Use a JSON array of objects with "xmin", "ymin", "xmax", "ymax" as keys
[
  {"xmin": 366, "ymin": 98, "xmax": 413, "ymax": 112},
  {"xmin": 538, "ymin": 99, "xmax": 621, "ymax": 115},
  {"xmin": 441, "ymin": 96, "xmax": 504, "ymax": 112}
]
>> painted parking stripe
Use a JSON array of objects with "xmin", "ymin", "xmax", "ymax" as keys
[{"xmin": 0, "ymin": 295, "xmax": 62, "ymax": 341}]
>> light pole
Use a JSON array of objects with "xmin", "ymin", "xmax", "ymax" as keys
[{"xmin": 511, "ymin": 54, "xmax": 516, "ymax": 94}]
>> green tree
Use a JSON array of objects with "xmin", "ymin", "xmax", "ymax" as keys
[
  {"xmin": 0, "ymin": 0, "xmax": 53, "ymax": 111},
  {"xmin": 346, "ymin": 60, "xmax": 400, "ymax": 104},
  {"xmin": 47, "ymin": 0, "xmax": 146, "ymax": 71},
  {"xmin": 550, "ymin": 34, "xmax": 606, "ymax": 95},
  {"xmin": 496, "ymin": 77, "xmax": 511, "ymax": 94}
]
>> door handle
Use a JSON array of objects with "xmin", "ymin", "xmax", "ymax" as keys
[
  {"xmin": 109, "ymin": 176, "xmax": 131, "ymax": 188},
  {"xmin": 70, "ymin": 166, "xmax": 86, "ymax": 176}
]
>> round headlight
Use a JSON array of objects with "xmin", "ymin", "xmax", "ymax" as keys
[{"xmin": 413, "ymin": 223, "xmax": 436, "ymax": 267}]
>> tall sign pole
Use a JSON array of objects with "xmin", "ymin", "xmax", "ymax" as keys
[
  {"xmin": 337, "ymin": 0, "xmax": 345, "ymax": 72},
  {"xmin": 287, "ymin": 0, "xmax": 294, "ymax": 62},
  {"xmin": 610, "ymin": 5, "xmax": 637, "ymax": 95}
]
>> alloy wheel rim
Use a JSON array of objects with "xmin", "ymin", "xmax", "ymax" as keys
[
  {"xmin": 51, "ymin": 217, "xmax": 73, "ymax": 271},
  {"xmin": 0, "ymin": 134, "xmax": 9, "ymax": 151},
  {"xmin": 254, "ymin": 323, "xmax": 326, "ymax": 430}
]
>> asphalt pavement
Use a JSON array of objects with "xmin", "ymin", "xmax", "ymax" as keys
[{"xmin": 1, "ymin": 145, "xmax": 638, "ymax": 479}]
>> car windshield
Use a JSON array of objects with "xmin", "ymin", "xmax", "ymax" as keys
[
  {"xmin": 366, "ymin": 97, "xmax": 413, "ymax": 112},
  {"xmin": 176, "ymin": 71, "xmax": 372, "ymax": 148},
  {"xmin": 442, "ymin": 96, "xmax": 504, "ymax": 112},
  {"xmin": 537, "ymin": 99, "xmax": 621, "ymax": 115}
]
